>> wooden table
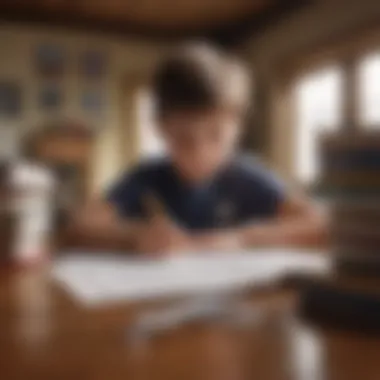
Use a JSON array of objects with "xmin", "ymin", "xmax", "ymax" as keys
[{"xmin": 1, "ymin": 269, "xmax": 380, "ymax": 380}]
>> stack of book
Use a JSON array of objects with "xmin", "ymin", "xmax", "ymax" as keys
[
  {"xmin": 298, "ymin": 132, "xmax": 380, "ymax": 331},
  {"xmin": 317, "ymin": 131, "xmax": 380, "ymax": 274}
]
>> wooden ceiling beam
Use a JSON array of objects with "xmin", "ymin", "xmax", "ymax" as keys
[
  {"xmin": 211, "ymin": 0, "xmax": 312, "ymax": 47},
  {"xmin": 0, "ymin": 0, "xmax": 310, "ymax": 46},
  {"xmin": 0, "ymin": 3, "xmax": 206, "ymax": 39}
]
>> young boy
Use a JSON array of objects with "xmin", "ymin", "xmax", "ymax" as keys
[{"xmin": 77, "ymin": 44, "xmax": 326, "ymax": 254}]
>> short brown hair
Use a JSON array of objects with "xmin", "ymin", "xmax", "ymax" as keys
[{"xmin": 152, "ymin": 44, "xmax": 250, "ymax": 118}]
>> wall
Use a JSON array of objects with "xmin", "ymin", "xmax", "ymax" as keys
[
  {"xmin": 0, "ymin": 23, "xmax": 173, "ymax": 194},
  {"xmin": 242, "ymin": 0, "xmax": 380, "ymax": 177}
]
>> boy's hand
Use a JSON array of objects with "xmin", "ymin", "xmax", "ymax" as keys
[
  {"xmin": 134, "ymin": 217, "xmax": 193, "ymax": 255},
  {"xmin": 135, "ymin": 193, "xmax": 195, "ymax": 255}
]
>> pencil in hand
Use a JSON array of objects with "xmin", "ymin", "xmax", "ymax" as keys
[{"xmin": 143, "ymin": 192, "xmax": 168, "ymax": 221}]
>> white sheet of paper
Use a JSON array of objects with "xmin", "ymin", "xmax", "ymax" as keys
[{"xmin": 51, "ymin": 250, "xmax": 330, "ymax": 306}]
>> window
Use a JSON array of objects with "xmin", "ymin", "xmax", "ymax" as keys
[
  {"xmin": 135, "ymin": 88, "xmax": 165, "ymax": 158},
  {"xmin": 294, "ymin": 67, "xmax": 343, "ymax": 184},
  {"xmin": 358, "ymin": 52, "xmax": 380, "ymax": 127}
]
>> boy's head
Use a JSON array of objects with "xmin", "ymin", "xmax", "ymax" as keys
[{"xmin": 152, "ymin": 44, "xmax": 250, "ymax": 183}]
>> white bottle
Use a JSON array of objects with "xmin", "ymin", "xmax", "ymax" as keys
[{"xmin": 10, "ymin": 160, "xmax": 55, "ymax": 265}]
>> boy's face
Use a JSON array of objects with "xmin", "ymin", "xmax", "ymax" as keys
[{"xmin": 159, "ymin": 109, "xmax": 242, "ymax": 183}]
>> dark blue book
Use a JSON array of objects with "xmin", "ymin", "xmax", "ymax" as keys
[{"xmin": 299, "ymin": 283, "xmax": 380, "ymax": 333}]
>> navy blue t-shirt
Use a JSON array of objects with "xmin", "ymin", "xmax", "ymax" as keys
[{"xmin": 107, "ymin": 156, "xmax": 285, "ymax": 231}]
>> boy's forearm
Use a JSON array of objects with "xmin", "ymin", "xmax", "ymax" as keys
[
  {"xmin": 73, "ymin": 220, "xmax": 139, "ymax": 240},
  {"xmin": 193, "ymin": 216, "xmax": 328, "ymax": 251},
  {"xmin": 240, "ymin": 217, "xmax": 328, "ymax": 248},
  {"xmin": 66, "ymin": 217, "xmax": 142, "ymax": 251}
]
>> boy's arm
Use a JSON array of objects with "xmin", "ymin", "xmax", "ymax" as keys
[
  {"xmin": 132, "ymin": 193, "xmax": 329, "ymax": 254},
  {"xmin": 66, "ymin": 199, "xmax": 142, "ymax": 251},
  {"xmin": 193, "ymin": 195, "xmax": 328, "ymax": 250},
  {"xmin": 64, "ymin": 166, "xmax": 148, "ymax": 251}
]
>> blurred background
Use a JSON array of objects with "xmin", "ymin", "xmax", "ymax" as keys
[
  {"xmin": 1, "ymin": 0, "xmax": 380, "ymax": 258},
  {"xmin": 2, "ymin": 2, "xmax": 380, "ymax": 379}
]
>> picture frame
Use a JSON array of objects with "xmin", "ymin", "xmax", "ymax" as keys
[
  {"xmin": 80, "ymin": 87, "xmax": 105, "ymax": 118},
  {"xmin": 80, "ymin": 50, "xmax": 106, "ymax": 80},
  {"xmin": 0, "ymin": 81, "xmax": 23, "ymax": 119},
  {"xmin": 39, "ymin": 83, "xmax": 63, "ymax": 111},
  {"xmin": 36, "ymin": 44, "xmax": 66, "ymax": 78}
]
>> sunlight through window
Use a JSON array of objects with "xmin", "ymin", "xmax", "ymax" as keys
[
  {"xmin": 136, "ymin": 88, "xmax": 165, "ymax": 158},
  {"xmin": 358, "ymin": 52, "xmax": 380, "ymax": 127},
  {"xmin": 295, "ymin": 67, "xmax": 343, "ymax": 184}
]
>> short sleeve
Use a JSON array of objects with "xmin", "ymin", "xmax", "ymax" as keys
[
  {"xmin": 255, "ymin": 168, "xmax": 286, "ymax": 216},
  {"xmin": 237, "ymin": 157, "xmax": 287, "ymax": 219},
  {"xmin": 106, "ymin": 169, "xmax": 145, "ymax": 219}
]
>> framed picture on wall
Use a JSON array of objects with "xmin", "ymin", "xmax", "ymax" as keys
[
  {"xmin": 36, "ymin": 44, "xmax": 66, "ymax": 78},
  {"xmin": 38, "ymin": 83, "xmax": 64, "ymax": 111},
  {"xmin": 80, "ymin": 51, "xmax": 106, "ymax": 80},
  {"xmin": 0, "ymin": 81, "xmax": 23, "ymax": 119},
  {"xmin": 80, "ymin": 88, "xmax": 104, "ymax": 117}
]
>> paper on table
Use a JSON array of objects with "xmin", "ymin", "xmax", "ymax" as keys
[{"xmin": 51, "ymin": 250, "xmax": 330, "ymax": 306}]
